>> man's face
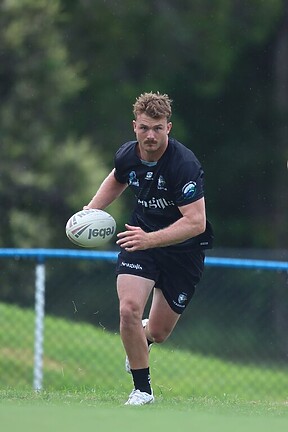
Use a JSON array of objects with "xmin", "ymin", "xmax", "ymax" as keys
[{"xmin": 133, "ymin": 113, "xmax": 172, "ymax": 161}]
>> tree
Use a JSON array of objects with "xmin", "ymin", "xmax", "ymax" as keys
[
  {"xmin": 273, "ymin": 0, "xmax": 288, "ymax": 248},
  {"xmin": 59, "ymin": 0, "xmax": 284, "ymax": 248},
  {"xmin": 0, "ymin": 0, "xmax": 286, "ymax": 249},
  {"xmin": 0, "ymin": 0, "xmax": 123, "ymax": 248}
]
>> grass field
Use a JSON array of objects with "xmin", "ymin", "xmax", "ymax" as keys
[
  {"xmin": 1, "ymin": 389, "xmax": 288, "ymax": 432},
  {"xmin": 1, "ymin": 302, "xmax": 288, "ymax": 431}
]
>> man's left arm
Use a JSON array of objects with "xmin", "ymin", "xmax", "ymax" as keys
[{"xmin": 116, "ymin": 197, "xmax": 206, "ymax": 251}]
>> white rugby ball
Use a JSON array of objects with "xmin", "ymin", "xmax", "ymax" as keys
[{"xmin": 65, "ymin": 209, "xmax": 116, "ymax": 248}]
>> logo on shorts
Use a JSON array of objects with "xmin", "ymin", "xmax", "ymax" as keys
[
  {"xmin": 121, "ymin": 261, "xmax": 143, "ymax": 271},
  {"xmin": 178, "ymin": 292, "xmax": 188, "ymax": 305}
]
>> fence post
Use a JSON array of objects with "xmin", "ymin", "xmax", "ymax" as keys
[{"xmin": 33, "ymin": 261, "xmax": 46, "ymax": 391}]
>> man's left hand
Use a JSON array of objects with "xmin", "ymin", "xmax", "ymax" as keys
[{"xmin": 116, "ymin": 224, "xmax": 151, "ymax": 251}]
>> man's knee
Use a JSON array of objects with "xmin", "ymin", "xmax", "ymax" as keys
[
  {"xmin": 147, "ymin": 325, "xmax": 171, "ymax": 344},
  {"xmin": 119, "ymin": 300, "xmax": 141, "ymax": 325}
]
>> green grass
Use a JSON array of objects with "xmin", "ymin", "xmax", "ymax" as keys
[
  {"xmin": 1, "ymin": 389, "xmax": 288, "ymax": 432},
  {"xmin": 1, "ymin": 302, "xmax": 288, "ymax": 431},
  {"xmin": 1, "ymin": 302, "xmax": 288, "ymax": 401}
]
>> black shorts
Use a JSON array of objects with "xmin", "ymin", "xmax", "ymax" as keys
[{"xmin": 116, "ymin": 247, "xmax": 205, "ymax": 314}]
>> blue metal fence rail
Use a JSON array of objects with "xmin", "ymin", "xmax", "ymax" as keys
[{"xmin": 0, "ymin": 248, "xmax": 288, "ymax": 270}]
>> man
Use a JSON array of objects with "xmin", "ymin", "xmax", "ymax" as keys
[{"xmin": 84, "ymin": 92, "xmax": 213, "ymax": 405}]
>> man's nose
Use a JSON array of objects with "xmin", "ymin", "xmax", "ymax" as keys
[{"xmin": 147, "ymin": 128, "xmax": 155, "ymax": 139}]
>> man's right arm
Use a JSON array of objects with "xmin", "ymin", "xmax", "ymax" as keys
[{"xmin": 84, "ymin": 169, "xmax": 128, "ymax": 210}]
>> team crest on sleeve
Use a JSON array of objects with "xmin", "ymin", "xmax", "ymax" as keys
[
  {"xmin": 182, "ymin": 181, "xmax": 197, "ymax": 199},
  {"xmin": 128, "ymin": 171, "xmax": 139, "ymax": 186}
]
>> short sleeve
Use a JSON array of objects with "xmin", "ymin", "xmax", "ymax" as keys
[
  {"xmin": 173, "ymin": 160, "xmax": 205, "ymax": 206},
  {"xmin": 113, "ymin": 144, "xmax": 130, "ymax": 184}
]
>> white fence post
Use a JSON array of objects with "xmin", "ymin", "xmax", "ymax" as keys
[{"xmin": 33, "ymin": 262, "xmax": 46, "ymax": 391}]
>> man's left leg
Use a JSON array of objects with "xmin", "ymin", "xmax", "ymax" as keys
[{"xmin": 145, "ymin": 287, "xmax": 181, "ymax": 344}]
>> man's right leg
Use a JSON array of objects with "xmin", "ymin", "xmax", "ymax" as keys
[
  {"xmin": 117, "ymin": 274, "xmax": 154, "ymax": 370},
  {"xmin": 117, "ymin": 274, "xmax": 155, "ymax": 404},
  {"xmin": 125, "ymin": 318, "xmax": 151, "ymax": 374}
]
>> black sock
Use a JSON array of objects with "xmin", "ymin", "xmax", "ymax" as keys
[
  {"xmin": 131, "ymin": 367, "xmax": 152, "ymax": 394},
  {"xmin": 147, "ymin": 339, "xmax": 153, "ymax": 347}
]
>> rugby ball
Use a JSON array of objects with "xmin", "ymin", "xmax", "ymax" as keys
[{"xmin": 65, "ymin": 209, "xmax": 116, "ymax": 248}]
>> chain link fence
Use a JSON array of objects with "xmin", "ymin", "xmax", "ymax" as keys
[{"xmin": 1, "ymin": 249, "xmax": 288, "ymax": 401}]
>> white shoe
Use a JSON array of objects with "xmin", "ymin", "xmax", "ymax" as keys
[
  {"xmin": 125, "ymin": 389, "xmax": 154, "ymax": 406},
  {"xmin": 125, "ymin": 318, "xmax": 152, "ymax": 374}
]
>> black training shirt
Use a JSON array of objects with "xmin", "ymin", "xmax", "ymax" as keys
[{"xmin": 114, "ymin": 137, "xmax": 213, "ymax": 250}]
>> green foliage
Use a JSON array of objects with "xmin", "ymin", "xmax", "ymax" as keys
[
  {"xmin": 0, "ymin": 0, "xmax": 83, "ymax": 133},
  {"xmin": 0, "ymin": 0, "xmax": 125, "ymax": 248},
  {"xmin": 0, "ymin": 0, "xmax": 78, "ymax": 246},
  {"xmin": 0, "ymin": 0, "xmax": 286, "ymax": 249}
]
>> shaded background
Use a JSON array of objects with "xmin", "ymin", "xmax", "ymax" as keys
[
  {"xmin": 0, "ymin": 0, "xmax": 287, "ymax": 250},
  {"xmin": 0, "ymin": 0, "xmax": 288, "ymax": 398}
]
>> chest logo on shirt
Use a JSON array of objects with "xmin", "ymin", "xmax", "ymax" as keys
[
  {"xmin": 128, "ymin": 171, "xmax": 139, "ymax": 187},
  {"xmin": 182, "ymin": 181, "xmax": 197, "ymax": 199},
  {"xmin": 157, "ymin": 175, "xmax": 167, "ymax": 191},
  {"xmin": 145, "ymin": 171, "xmax": 153, "ymax": 180}
]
